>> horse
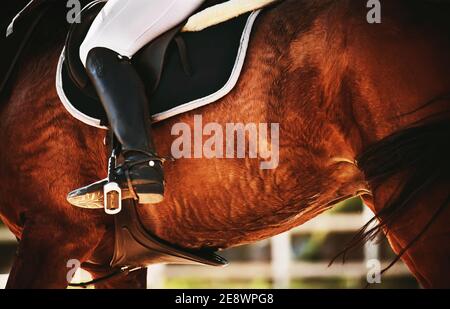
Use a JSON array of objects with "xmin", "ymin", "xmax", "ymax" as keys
[{"xmin": 0, "ymin": 0, "xmax": 449, "ymax": 288}]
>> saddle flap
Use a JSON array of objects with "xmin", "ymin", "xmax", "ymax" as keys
[
  {"xmin": 133, "ymin": 25, "xmax": 184, "ymax": 94},
  {"xmin": 111, "ymin": 200, "xmax": 228, "ymax": 268}
]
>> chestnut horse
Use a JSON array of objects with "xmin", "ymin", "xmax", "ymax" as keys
[{"xmin": 0, "ymin": 0, "xmax": 449, "ymax": 288}]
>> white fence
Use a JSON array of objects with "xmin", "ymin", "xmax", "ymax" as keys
[
  {"xmin": 0, "ymin": 275, "xmax": 7, "ymax": 289},
  {"xmin": 0, "ymin": 228, "xmax": 15, "ymax": 243},
  {"xmin": 0, "ymin": 227, "xmax": 15, "ymax": 289}
]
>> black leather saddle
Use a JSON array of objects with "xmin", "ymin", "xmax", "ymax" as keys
[{"xmin": 60, "ymin": 0, "xmax": 257, "ymax": 126}]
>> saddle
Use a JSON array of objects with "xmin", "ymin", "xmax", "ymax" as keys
[{"xmin": 57, "ymin": 0, "xmax": 262, "ymax": 128}]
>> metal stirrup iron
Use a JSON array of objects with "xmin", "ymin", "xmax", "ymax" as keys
[{"xmin": 104, "ymin": 147, "xmax": 122, "ymax": 215}]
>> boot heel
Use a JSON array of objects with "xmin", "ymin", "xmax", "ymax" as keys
[
  {"xmin": 134, "ymin": 182, "xmax": 164, "ymax": 204},
  {"xmin": 137, "ymin": 193, "xmax": 164, "ymax": 204}
]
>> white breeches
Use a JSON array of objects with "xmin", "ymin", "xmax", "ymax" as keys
[{"xmin": 79, "ymin": 0, "xmax": 205, "ymax": 67}]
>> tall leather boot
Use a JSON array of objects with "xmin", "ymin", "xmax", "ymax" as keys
[{"xmin": 67, "ymin": 47, "xmax": 164, "ymax": 208}]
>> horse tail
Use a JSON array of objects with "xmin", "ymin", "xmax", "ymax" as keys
[{"xmin": 331, "ymin": 94, "xmax": 450, "ymax": 271}]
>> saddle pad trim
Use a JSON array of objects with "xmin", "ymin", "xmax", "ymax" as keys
[
  {"xmin": 182, "ymin": 0, "xmax": 275, "ymax": 32},
  {"xmin": 56, "ymin": 47, "xmax": 104, "ymax": 128},
  {"xmin": 56, "ymin": 10, "xmax": 261, "ymax": 129}
]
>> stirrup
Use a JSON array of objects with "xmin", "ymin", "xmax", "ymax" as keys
[
  {"xmin": 104, "ymin": 181, "xmax": 122, "ymax": 215},
  {"xmin": 104, "ymin": 148, "xmax": 122, "ymax": 215}
]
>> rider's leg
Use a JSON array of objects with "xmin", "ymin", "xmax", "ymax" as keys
[
  {"xmin": 73, "ymin": 0, "xmax": 204, "ymax": 205},
  {"xmin": 85, "ymin": 47, "xmax": 165, "ymax": 204},
  {"xmin": 80, "ymin": 0, "xmax": 205, "ymax": 67}
]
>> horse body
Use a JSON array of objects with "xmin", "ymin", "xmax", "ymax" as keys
[{"xmin": 0, "ymin": 0, "xmax": 449, "ymax": 288}]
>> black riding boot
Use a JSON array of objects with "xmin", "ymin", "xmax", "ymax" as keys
[{"xmin": 67, "ymin": 47, "xmax": 164, "ymax": 208}]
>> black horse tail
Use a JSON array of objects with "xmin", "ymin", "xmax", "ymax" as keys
[{"xmin": 331, "ymin": 94, "xmax": 450, "ymax": 273}]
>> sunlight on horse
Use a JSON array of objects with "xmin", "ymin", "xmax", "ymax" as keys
[{"xmin": 0, "ymin": 0, "xmax": 449, "ymax": 288}]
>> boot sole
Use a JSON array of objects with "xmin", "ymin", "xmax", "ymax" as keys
[
  {"xmin": 68, "ymin": 188, "xmax": 164, "ymax": 209},
  {"xmin": 67, "ymin": 192, "xmax": 104, "ymax": 209}
]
